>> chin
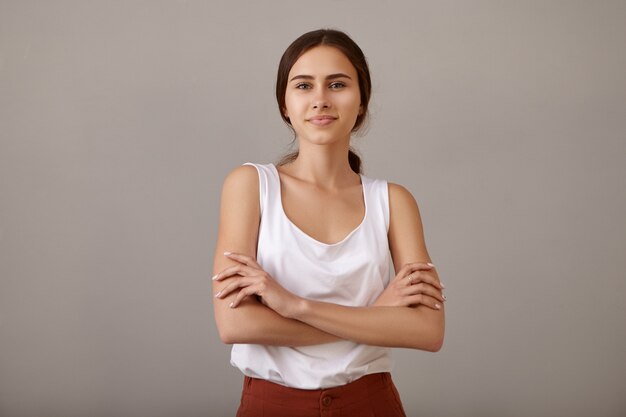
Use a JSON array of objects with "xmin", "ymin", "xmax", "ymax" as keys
[
  {"xmin": 303, "ymin": 135, "xmax": 344, "ymax": 146},
  {"xmin": 300, "ymin": 129, "xmax": 350, "ymax": 145}
]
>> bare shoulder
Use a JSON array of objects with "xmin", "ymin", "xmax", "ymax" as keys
[
  {"xmin": 218, "ymin": 164, "xmax": 260, "ymax": 238},
  {"xmin": 387, "ymin": 182, "xmax": 431, "ymax": 268},
  {"xmin": 388, "ymin": 182, "xmax": 420, "ymax": 215},
  {"xmin": 218, "ymin": 165, "xmax": 258, "ymax": 211},
  {"xmin": 214, "ymin": 165, "xmax": 261, "ymax": 269},
  {"xmin": 222, "ymin": 164, "xmax": 259, "ymax": 196}
]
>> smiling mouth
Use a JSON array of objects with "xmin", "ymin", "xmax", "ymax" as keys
[{"xmin": 307, "ymin": 116, "xmax": 337, "ymax": 126}]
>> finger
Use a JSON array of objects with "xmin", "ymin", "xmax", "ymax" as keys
[
  {"xmin": 405, "ymin": 272, "xmax": 430, "ymax": 285},
  {"xmin": 215, "ymin": 276, "xmax": 258, "ymax": 299},
  {"xmin": 230, "ymin": 285, "xmax": 262, "ymax": 308},
  {"xmin": 392, "ymin": 263, "xmax": 428, "ymax": 283},
  {"xmin": 408, "ymin": 270, "xmax": 445, "ymax": 290},
  {"xmin": 394, "ymin": 262, "xmax": 435, "ymax": 282},
  {"xmin": 402, "ymin": 281, "xmax": 444, "ymax": 300},
  {"xmin": 215, "ymin": 277, "xmax": 259, "ymax": 298},
  {"xmin": 213, "ymin": 263, "xmax": 256, "ymax": 281},
  {"xmin": 406, "ymin": 294, "xmax": 443, "ymax": 310},
  {"xmin": 405, "ymin": 262, "xmax": 436, "ymax": 273},
  {"xmin": 403, "ymin": 283, "xmax": 445, "ymax": 302},
  {"xmin": 213, "ymin": 265, "xmax": 244, "ymax": 281},
  {"xmin": 223, "ymin": 252, "xmax": 262, "ymax": 269}
]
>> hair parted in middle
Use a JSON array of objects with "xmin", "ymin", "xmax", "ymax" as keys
[{"xmin": 275, "ymin": 29, "xmax": 372, "ymax": 173}]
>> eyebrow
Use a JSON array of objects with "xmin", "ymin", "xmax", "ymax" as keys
[{"xmin": 289, "ymin": 73, "xmax": 353, "ymax": 82}]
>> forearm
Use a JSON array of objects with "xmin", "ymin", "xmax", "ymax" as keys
[
  {"xmin": 214, "ymin": 295, "xmax": 340, "ymax": 346},
  {"xmin": 290, "ymin": 299, "xmax": 445, "ymax": 351}
]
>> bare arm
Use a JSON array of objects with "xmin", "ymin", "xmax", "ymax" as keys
[
  {"xmin": 218, "ymin": 182, "xmax": 445, "ymax": 351},
  {"xmin": 212, "ymin": 165, "xmax": 339, "ymax": 346},
  {"xmin": 285, "ymin": 183, "xmax": 445, "ymax": 351}
]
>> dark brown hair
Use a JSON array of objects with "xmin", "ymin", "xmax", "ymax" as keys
[{"xmin": 275, "ymin": 29, "xmax": 372, "ymax": 174}]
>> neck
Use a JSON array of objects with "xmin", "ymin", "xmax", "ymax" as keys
[{"xmin": 284, "ymin": 139, "xmax": 359, "ymax": 189}]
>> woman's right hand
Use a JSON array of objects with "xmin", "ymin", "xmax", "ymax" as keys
[
  {"xmin": 373, "ymin": 262, "xmax": 445, "ymax": 310},
  {"xmin": 214, "ymin": 252, "xmax": 305, "ymax": 319}
]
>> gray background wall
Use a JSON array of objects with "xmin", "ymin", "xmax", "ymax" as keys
[{"xmin": 1, "ymin": 1, "xmax": 625, "ymax": 416}]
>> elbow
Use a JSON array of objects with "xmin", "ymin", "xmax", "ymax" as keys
[
  {"xmin": 214, "ymin": 301, "xmax": 248, "ymax": 345},
  {"xmin": 214, "ymin": 298, "xmax": 261, "ymax": 344},
  {"xmin": 217, "ymin": 321, "xmax": 246, "ymax": 345},
  {"xmin": 424, "ymin": 334, "xmax": 444, "ymax": 352},
  {"xmin": 423, "ymin": 313, "xmax": 445, "ymax": 352},
  {"xmin": 215, "ymin": 315, "xmax": 242, "ymax": 345},
  {"xmin": 218, "ymin": 327, "xmax": 235, "ymax": 345},
  {"xmin": 427, "ymin": 326, "xmax": 445, "ymax": 352},
  {"xmin": 410, "ymin": 324, "xmax": 444, "ymax": 352}
]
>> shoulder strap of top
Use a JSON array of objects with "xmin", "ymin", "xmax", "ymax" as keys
[
  {"xmin": 363, "ymin": 176, "xmax": 390, "ymax": 232},
  {"xmin": 242, "ymin": 162, "xmax": 272, "ymax": 216},
  {"xmin": 243, "ymin": 163, "xmax": 389, "ymax": 233}
]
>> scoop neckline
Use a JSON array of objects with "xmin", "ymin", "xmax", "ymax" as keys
[{"xmin": 270, "ymin": 163, "xmax": 368, "ymax": 247}]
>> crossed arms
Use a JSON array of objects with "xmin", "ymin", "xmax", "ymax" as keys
[{"xmin": 212, "ymin": 165, "xmax": 445, "ymax": 351}]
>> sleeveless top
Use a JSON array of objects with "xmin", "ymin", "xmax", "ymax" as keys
[{"xmin": 230, "ymin": 162, "xmax": 393, "ymax": 389}]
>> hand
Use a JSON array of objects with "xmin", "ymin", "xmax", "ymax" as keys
[
  {"xmin": 213, "ymin": 252, "xmax": 302, "ymax": 318},
  {"xmin": 373, "ymin": 262, "xmax": 445, "ymax": 310}
]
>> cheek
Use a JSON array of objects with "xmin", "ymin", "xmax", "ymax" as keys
[
  {"xmin": 283, "ymin": 94, "xmax": 302, "ymax": 117},
  {"xmin": 336, "ymin": 92, "xmax": 362, "ymax": 111}
]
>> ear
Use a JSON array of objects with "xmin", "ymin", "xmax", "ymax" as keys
[{"xmin": 358, "ymin": 104, "xmax": 364, "ymax": 116}]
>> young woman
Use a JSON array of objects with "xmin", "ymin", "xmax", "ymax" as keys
[{"xmin": 212, "ymin": 29, "xmax": 445, "ymax": 417}]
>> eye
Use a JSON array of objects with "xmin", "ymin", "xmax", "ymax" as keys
[
  {"xmin": 295, "ymin": 83, "xmax": 312, "ymax": 90},
  {"xmin": 329, "ymin": 82, "xmax": 346, "ymax": 89}
]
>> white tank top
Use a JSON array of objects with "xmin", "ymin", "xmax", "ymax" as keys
[{"xmin": 230, "ymin": 162, "xmax": 393, "ymax": 389}]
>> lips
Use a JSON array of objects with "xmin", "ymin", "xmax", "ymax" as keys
[{"xmin": 307, "ymin": 115, "xmax": 337, "ymax": 126}]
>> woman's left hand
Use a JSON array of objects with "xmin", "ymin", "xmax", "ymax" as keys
[
  {"xmin": 213, "ymin": 252, "xmax": 302, "ymax": 318},
  {"xmin": 373, "ymin": 262, "xmax": 445, "ymax": 309}
]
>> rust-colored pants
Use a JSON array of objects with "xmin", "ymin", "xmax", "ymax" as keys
[{"xmin": 235, "ymin": 372, "xmax": 407, "ymax": 417}]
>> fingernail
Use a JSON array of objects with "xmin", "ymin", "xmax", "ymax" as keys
[
  {"xmin": 440, "ymin": 282, "xmax": 445, "ymax": 289},
  {"xmin": 211, "ymin": 274, "xmax": 218, "ymax": 280},
  {"xmin": 214, "ymin": 291, "xmax": 221, "ymax": 298},
  {"xmin": 427, "ymin": 263, "xmax": 435, "ymax": 267},
  {"xmin": 229, "ymin": 302, "xmax": 234, "ymax": 308},
  {"xmin": 223, "ymin": 251, "xmax": 232, "ymax": 256},
  {"xmin": 442, "ymin": 294, "xmax": 447, "ymax": 301},
  {"xmin": 435, "ymin": 304, "xmax": 441, "ymax": 310}
]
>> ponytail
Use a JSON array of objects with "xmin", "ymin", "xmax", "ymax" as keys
[
  {"xmin": 276, "ymin": 147, "xmax": 363, "ymax": 174},
  {"xmin": 347, "ymin": 147, "xmax": 362, "ymax": 174}
]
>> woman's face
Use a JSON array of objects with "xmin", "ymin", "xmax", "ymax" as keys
[{"xmin": 283, "ymin": 46, "xmax": 362, "ymax": 147}]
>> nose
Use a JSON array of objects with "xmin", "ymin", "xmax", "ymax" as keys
[
  {"xmin": 313, "ymin": 101, "xmax": 329, "ymax": 109},
  {"xmin": 312, "ymin": 89, "xmax": 330, "ymax": 109}
]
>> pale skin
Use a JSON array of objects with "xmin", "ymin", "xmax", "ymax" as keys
[{"xmin": 212, "ymin": 45, "xmax": 445, "ymax": 351}]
